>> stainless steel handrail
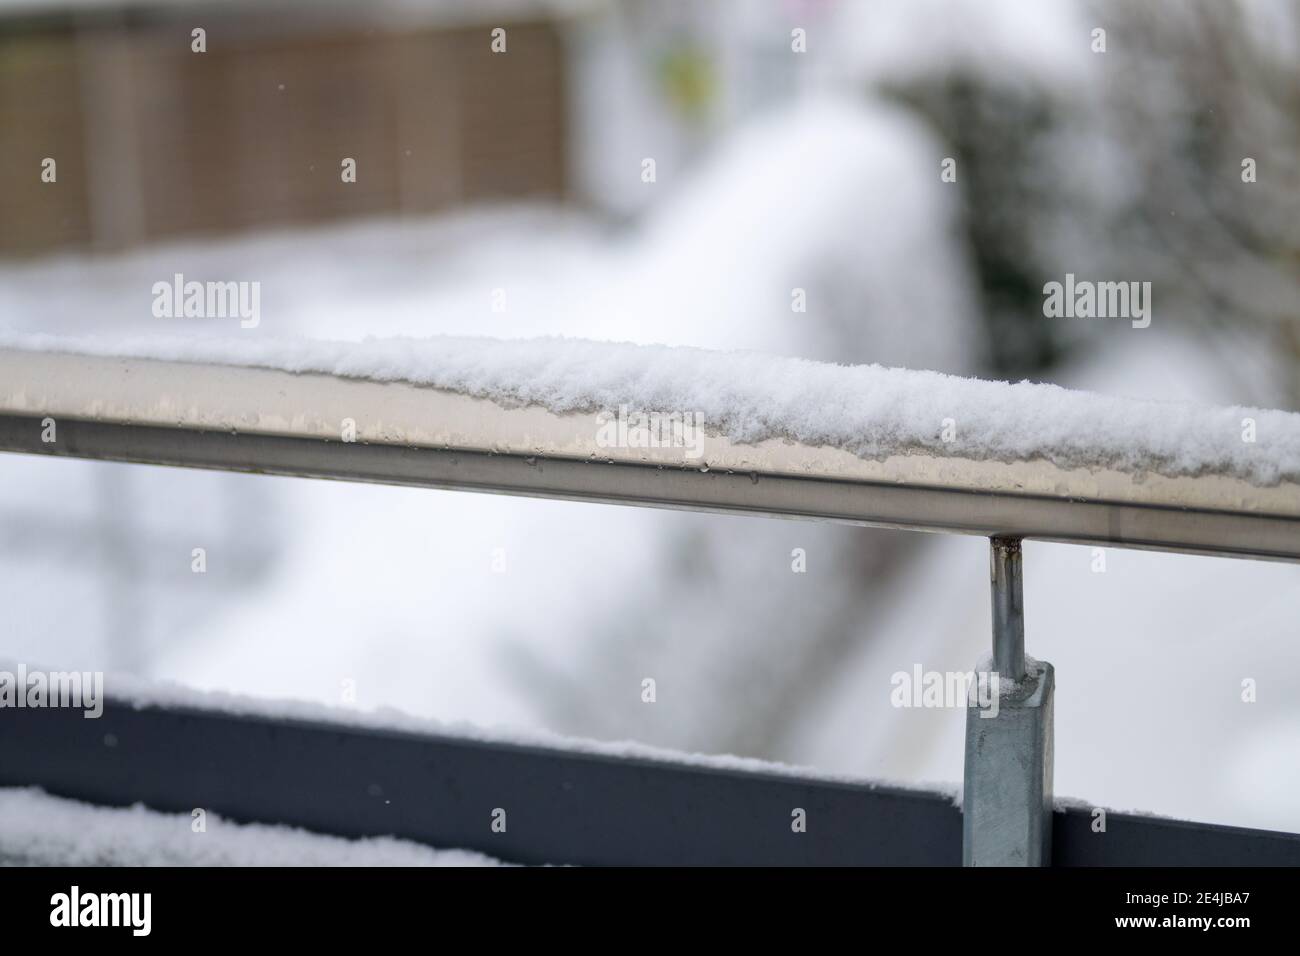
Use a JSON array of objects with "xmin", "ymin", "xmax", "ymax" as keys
[{"xmin": 2, "ymin": 348, "xmax": 1298, "ymax": 561}]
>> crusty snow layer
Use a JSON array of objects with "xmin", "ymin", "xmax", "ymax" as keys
[
  {"xmin": 0, "ymin": 788, "xmax": 501, "ymax": 866},
  {"xmin": 4, "ymin": 331, "xmax": 1299, "ymax": 486},
  {"xmin": 0, "ymin": 656, "xmax": 933, "ymax": 793}
]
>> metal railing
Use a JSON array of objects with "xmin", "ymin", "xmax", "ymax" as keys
[
  {"xmin": 2, "ymin": 346, "xmax": 1298, "ymax": 865},
  {"xmin": 4, "ymin": 694, "xmax": 1299, "ymax": 866}
]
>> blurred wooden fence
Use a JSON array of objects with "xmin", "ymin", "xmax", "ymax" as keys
[{"xmin": 0, "ymin": 8, "xmax": 568, "ymax": 254}]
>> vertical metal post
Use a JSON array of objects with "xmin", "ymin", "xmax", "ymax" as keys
[
  {"xmin": 990, "ymin": 536, "xmax": 1025, "ymax": 681},
  {"xmin": 962, "ymin": 536, "xmax": 1054, "ymax": 866}
]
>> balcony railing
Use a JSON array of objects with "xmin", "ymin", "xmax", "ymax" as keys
[{"xmin": 2, "ymin": 343, "xmax": 1298, "ymax": 865}]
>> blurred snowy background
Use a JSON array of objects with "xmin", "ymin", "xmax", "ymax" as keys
[{"xmin": 1, "ymin": 0, "xmax": 1298, "ymax": 832}]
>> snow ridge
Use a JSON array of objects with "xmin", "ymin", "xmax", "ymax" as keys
[
  {"xmin": 0, "ymin": 788, "xmax": 501, "ymax": 866},
  {"xmin": 4, "ymin": 331, "xmax": 1299, "ymax": 487}
]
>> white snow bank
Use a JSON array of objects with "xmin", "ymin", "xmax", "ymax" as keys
[
  {"xmin": 0, "ymin": 788, "xmax": 502, "ymax": 866},
  {"xmin": 4, "ymin": 331, "xmax": 1299, "ymax": 487},
  {"xmin": 829, "ymin": 0, "xmax": 1092, "ymax": 89}
]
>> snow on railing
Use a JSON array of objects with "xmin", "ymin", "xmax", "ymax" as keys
[{"xmin": 1, "ymin": 334, "xmax": 1297, "ymax": 561}]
